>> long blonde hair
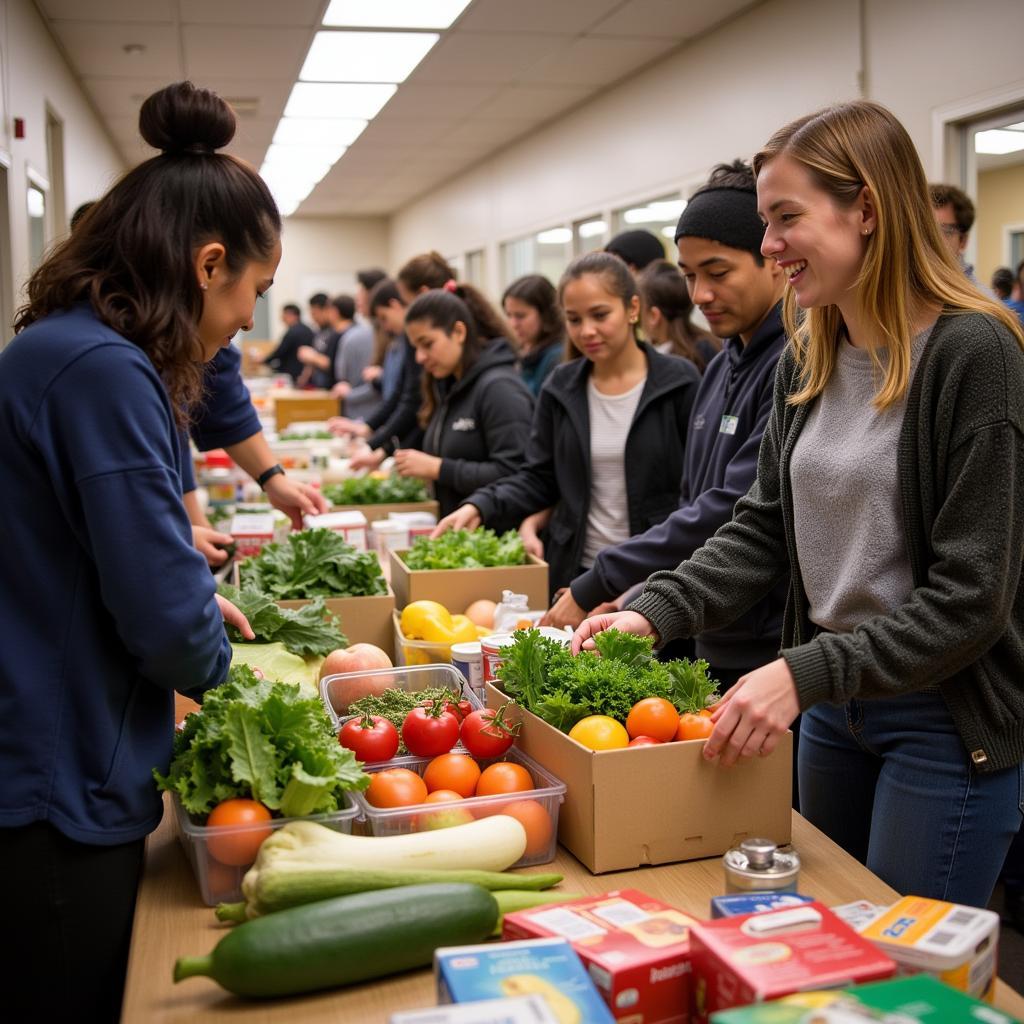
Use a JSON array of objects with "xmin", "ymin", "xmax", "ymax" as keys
[{"xmin": 753, "ymin": 101, "xmax": 1024, "ymax": 409}]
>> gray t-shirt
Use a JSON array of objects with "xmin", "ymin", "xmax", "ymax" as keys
[{"xmin": 790, "ymin": 327, "xmax": 932, "ymax": 633}]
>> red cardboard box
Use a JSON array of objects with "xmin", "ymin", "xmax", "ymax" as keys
[
  {"xmin": 503, "ymin": 889, "xmax": 696, "ymax": 1023},
  {"xmin": 688, "ymin": 901, "xmax": 896, "ymax": 1022}
]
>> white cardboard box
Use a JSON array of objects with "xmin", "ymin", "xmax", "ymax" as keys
[{"xmin": 303, "ymin": 510, "xmax": 369, "ymax": 551}]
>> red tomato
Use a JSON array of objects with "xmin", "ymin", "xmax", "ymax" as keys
[
  {"xmin": 338, "ymin": 714, "xmax": 399, "ymax": 763},
  {"xmin": 476, "ymin": 761, "xmax": 534, "ymax": 797},
  {"xmin": 495, "ymin": 799, "xmax": 553, "ymax": 858},
  {"xmin": 628, "ymin": 736, "xmax": 662, "ymax": 747},
  {"xmin": 676, "ymin": 710, "xmax": 714, "ymax": 741},
  {"xmin": 402, "ymin": 705, "xmax": 460, "ymax": 757},
  {"xmin": 205, "ymin": 799, "xmax": 273, "ymax": 867},
  {"xmin": 460, "ymin": 704, "xmax": 519, "ymax": 759},
  {"xmin": 365, "ymin": 768, "xmax": 429, "ymax": 808},
  {"xmin": 423, "ymin": 753, "xmax": 482, "ymax": 797},
  {"xmin": 626, "ymin": 697, "xmax": 680, "ymax": 742}
]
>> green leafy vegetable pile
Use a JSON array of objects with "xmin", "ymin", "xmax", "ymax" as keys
[
  {"xmin": 348, "ymin": 685, "xmax": 461, "ymax": 754},
  {"xmin": 155, "ymin": 665, "xmax": 368, "ymax": 819},
  {"xmin": 240, "ymin": 528, "xmax": 387, "ymax": 599},
  {"xmin": 403, "ymin": 528, "xmax": 526, "ymax": 570},
  {"xmin": 218, "ymin": 583, "xmax": 347, "ymax": 657},
  {"xmin": 279, "ymin": 428, "xmax": 334, "ymax": 440},
  {"xmin": 497, "ymin": 628, "xmax": 719, "ymax": 732},
  {"xmin": 323, "ymin": 475, "xmax": 430, "ymax": 506}
]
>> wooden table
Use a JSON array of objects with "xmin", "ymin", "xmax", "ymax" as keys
[{"xmin": 121, "ymin": 802, "xmax": 1024, "ymax": 1022}]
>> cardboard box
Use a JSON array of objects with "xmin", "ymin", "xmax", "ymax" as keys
[
  {"xmin": 303, "ymin": 510, "xmax": 369, "ymax": 551},
  {"xmin": 389, "ymin": 550, "xmax": 549, "ymax": 612},
  {"xmin": 503, "ymin": 889, "xmax": 695, "ymax": 1024},
  {"xmin": 229, "ymin": 512, "xmax": 278, "ymax": 558},
  {"xmin": 485, "ymin": 682, "xmax": 792, "ymax": 874},
  {"xmin": 435, "ymin": 937, "xmax": 615, "ymax": 1023},
  {"xmin": 274, "ymin": 394, "xmax": 339, "ymax": 431},
  {"xmin": 390, "ymin": 995, "xmax": 560, "ymax": 1023},
  {"xmin": 689, "ymin": 902, "xmax": 896, "ymax": 1022},
  {"xmin": 328, "ymin": 500, "xmax": 440, "ymax": 524}
]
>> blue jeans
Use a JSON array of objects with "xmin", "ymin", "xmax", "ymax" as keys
[{"xmin": 799, "ymin": 689, "xmax": 1023, "ymax": 908}]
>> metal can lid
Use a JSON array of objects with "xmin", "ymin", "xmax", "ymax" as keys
[
  {"xmin": 740, "ymin": 838, "xmax": 778, "ymax": 869},
  {"xmin": 724, "ymin": 838, "xmax": 800, "ymax": 877}
]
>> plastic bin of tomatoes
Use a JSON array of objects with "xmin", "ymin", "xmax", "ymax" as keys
[
  {"xmin": 350, "ymin": 746, "xmax": 565, "ymax": 868},
  {"xmin": 172, "ymin": 794, "xmax": 359, "ymax": 907}
]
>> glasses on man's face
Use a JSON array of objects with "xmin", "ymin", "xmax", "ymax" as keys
[{"xmin": 937, "ymin": 223, "xmax": 963, "ymax": 238}]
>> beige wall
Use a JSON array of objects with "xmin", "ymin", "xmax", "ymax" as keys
[
  {"xmin": 0, "ymin": 0, "xmax": 125, "ymax": 332},
  {"xmin": 977, "ymin": 164, "xmax": 1024, "ymax": 285}
]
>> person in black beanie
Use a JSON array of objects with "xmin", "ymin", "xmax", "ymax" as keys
[{"xmin": 606, "ymin": 229, "xmax": 665, "ymax": 272}]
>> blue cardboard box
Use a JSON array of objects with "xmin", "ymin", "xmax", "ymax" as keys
[{"xmin": 709, "ymin": 893, "xmax": 814, "ymax": 919}]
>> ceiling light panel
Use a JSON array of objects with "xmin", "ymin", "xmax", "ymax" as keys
[
  {"xmin": 300, "ymin": 31, "xmax": 438, "ymax": 83},
  {"xmin": 285, "ymin": 82, "xmax": 397, "ymax": 119},
  {"xmin": 273, "ymin": 117, "xmax": 367, "ymax": 147},
  {"xmin": 323, "ymin": 0, "xmax": 471, "ymax": 30},
  {"xmin": 975, "ymin": 129, "xmax": 1024, "ymax": 155}
]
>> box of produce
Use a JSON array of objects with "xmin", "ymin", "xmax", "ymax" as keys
[
  {"xmin": 352, "ymin": 748, "xmax": 565, "ymax": 868},
  {"xmin": 690, "ymin": 903, "xmax": 895, "ymax": 1022},
  {"xmin": 435, "ymin": 937, "xmax": 615, "ymax": 1022},
  {"xmin": 323, "ymin": 475, "xmax": 440, "ymax": 523},
  {"xmin": 233, "ymin": 528, "xmax": 395, "ymax": 654},
  {"xmin": 486, "ymin": 629, "xmax": 792, "ymax": 874},
  {"xmin": 302, "ymin": 509, "xmax": 369, "ymax": 551},
  {"xmin": 503, "ymin": 889, "xmax": 696, "ymax": 1024},
  {"xmin": 389, "ymin": 529, "xmax": 549, "ymax": 611},
  {"xmin": 156, "ymin": 665, "xmax": 368, "ymax": 905}
]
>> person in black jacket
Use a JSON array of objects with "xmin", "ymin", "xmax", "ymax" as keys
[
  {"xmin": 391, "ymin": 286, "xmax": 534, "ymax": 516},
  {"xmin": 434, "ymin": 252, "xmax": 700, "ymax": 597},
  {"xmin": 258, "ymin": 303, "xmax": 311, "ymax": 380}
]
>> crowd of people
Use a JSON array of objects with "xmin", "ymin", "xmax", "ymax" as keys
[{"xmin": 2, "ymin": 79, "xmax": 1024, "ymax": 1019}]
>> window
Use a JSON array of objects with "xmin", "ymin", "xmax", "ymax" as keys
[
  {"xmin": 464, "ymin": 248, "xmax": 485, "ymax": 286},
  {"xmin": 27, "ymin": 184, "xmax": 46, "ymax": 272},
  {"xmin": 573, "ymin": 216, "xmax": 607, "ymax": 257},
  {"xmin": 46, "ymin": 107, "xmax": 66, "ymax": 238},
  {"xmin": 500, "ymin": 227, "xmax": 572, "ymax": 289},
  {"xmin": 611, "ymin": 193, "xmax": 686, "ymax": 259}
]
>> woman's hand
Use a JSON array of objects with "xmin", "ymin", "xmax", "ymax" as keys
[
  {"xmin": 192, "ymin": 525, "xmax": 233, "ymax": 567},
  {"xmin": 327, "ymin": 416, "xmax": 369, "ymax": 438},
  {"xmin": 393, "ymin": 448, "xmax": 442, "ymax": 481},
  {"xmin": 215, "ymin": 593, "xmax": 255, "ymax": 640},
  {"xmin": 348, "ymin": 445, "xmax": 386, "ymax": 471},
  {"xmin": 362, "ymin": 365, "xmax": 383, "ymax": 382},
  {"xmin": 330, "ymin": 381, "xmax": 352, "ymax": 399},
  {"xmin": 518, "ymin": 509, "xmax": 549, "ymax": 560},
  {"xmin": 703, "ymin": 658, "xmax": 800, "ymax": 767},
  {"xmin": 431, "ymin": 504, "xmax": 482, "ymax": 539},
  {"xmin": 571, "ymin": 610, "xmax": 657, "ymax": 654},
  {"xmin": 263, "ymin": 474, "xmax": 329, "ymax": 530},
  {"xmin": 541, "ymin": 588, "xmax": 587, "ymax": 630}
]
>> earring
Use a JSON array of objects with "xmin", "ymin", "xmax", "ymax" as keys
[
  {"xmin": 862, "ymin": 229, "xmax": 871, "ymax": 236},
  {"xmin": 629, "ymin": 316, "xmax": 638, "ymax": 323},
  {"xmin": 200, "ymin": 283, "xmax": 208, "ymax": 290}
]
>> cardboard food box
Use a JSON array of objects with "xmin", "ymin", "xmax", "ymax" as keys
[
  {"xmin": 229, "ymin": 512, "xmax": 279, "ymax": 558},
  {"xmin": 389, "ymin": 550, "xmax": 549, "ymax": 613},
  {"xmin": 303, "ymin": 510, "xmax": 369, "ymax": 551},
  {"xmin": 485, "ymin": 683, "xmax": 792, "ymax": 874},
  {"xmin": 503, "ymin": 889, "xmax": 696, "ymax": 1024},
  {"xmin": 710, "ymin": 894, "xmax": 815, "ymax": 920},
  {"xmin": 390, "ymin": 995, "xmax": 560, "ymax": 1023},
  {"xmin": 435, "ymin": 937, "xmax": 615, "ymax": 1023},
  {"xmin": 232, "ymin": 562, "xmax": 395, "ymax": 656},
  {"xmin": 689, "ymin": 902, "xmax": 896, "ymax": 1022},
  {"xmin": 328, "ymin": 500, "xmax": 440, "ymax": 524},
  {"xmin": 273, "ymin": 394, "xmax": 339, "ymax": 431}
]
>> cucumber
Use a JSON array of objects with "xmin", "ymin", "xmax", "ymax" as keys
[{"xmin": 174, "ymin": 883, "xmax": 498, "ymax": 998}]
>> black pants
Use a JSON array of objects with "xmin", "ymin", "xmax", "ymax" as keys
[{"xmin": 0, "ymin": 821, "xmax": 145, "ymax": 1023}]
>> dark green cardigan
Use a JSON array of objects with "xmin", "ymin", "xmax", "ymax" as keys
[{"xmin": 631, "ymin": 310, "xmax": 1024, "ymax": 772}]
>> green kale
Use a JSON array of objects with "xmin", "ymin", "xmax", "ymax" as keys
[
  {"xmin": 322, "ymin": 475, "xmax": 430, "ymax": 506},
  {"xmin": 403, "ymin": 528, "xmax": 527, "ymax": 570}
]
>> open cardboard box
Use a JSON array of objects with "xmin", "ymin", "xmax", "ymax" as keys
[
  {"xmin": 388, "ymin": 549, "xmax": 549, "ymax": 612},
  {"xmin": 327, "ymin": 500, "xmax": 440, "ymax": 524},
  {"xmin": 231, "ymin": 562, "xmax": 395, "ymax": 657},
  {"xmin": 485, "ymin": 681, "xmax": 792, "ymax": 874}
]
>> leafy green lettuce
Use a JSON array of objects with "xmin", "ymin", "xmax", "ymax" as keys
[
  {"xmin": 219, "ymin": 582, "xmax": 347, "ymax": 657},
  {"xmin": 322, "ymin": 475, "xmax": 430, "ymax": 505},
  {"xmin": 240, "ymin": 527, "xmax": 387, "ymax": 599},
  {"xmin": 497, "ymin": 628, "xmax": 719, "ymax": 732},
  {"xmin": 155, "ymin": 665, "xmax": 368, "ymax": 818},
  {"xmin": 403, "ymin": 528, "xmax": 526, "ymax": 570}
]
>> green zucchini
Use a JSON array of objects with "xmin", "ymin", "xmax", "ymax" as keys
[
  {"xmin": 174, "ymin": 883, "xmax": 498, "ymax": 998},
  {"xmin": 490, "ymin": 890, "xmax": 583, "ymax": 936}
]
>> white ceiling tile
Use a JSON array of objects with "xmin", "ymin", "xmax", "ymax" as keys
[
  {"xmin": 455, "ymin": 0, "xmax": 621, "ymax": 34},
  {"xmin": 39, "ymin": 0, "xmax": 174, "ymax": 21},
  {"xmin": 589, "ymin": 0, "xmax": 757, "ymax": 39},
  {"xmin": 82, "ymin": 76, "xmax": 291, "ymax": 121},
  {"xmin": 410, "ymin": 32, "xmax": 565, "ymax": 85},
  {"xmin": 49, "ymin": 22, "xmax": 182, "ymax": 78},
  {"xmin": 442, "ymin": 117, "xmax": 535, "ymax": 150},
  {"xmin": 469, "ymin": 85, "xmax": 591, "ymax": 121},
  {"xmin": 183, "ymin": 26, "xmax": 312, "ymax": 81},
  {"xmin": 179, "ymin": 0, "xmax": 324, "ymax": 26},
  {"xmin": 357, "ymin": 118, "xmax": 460, "ymax": 147},
  {"xmin": 378, "ymin": 83, "xmax": 498, "ymax": 120},
  {"xmin": 524, "ymin": 36, "xmax": 677, "ymax": 86}
]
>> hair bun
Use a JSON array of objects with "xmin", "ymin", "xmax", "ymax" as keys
[{"xmin": 139, "ymin": 81, "xmax": 235, "ymax": 156}]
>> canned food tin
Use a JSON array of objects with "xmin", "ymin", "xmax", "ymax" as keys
[
  {"xmin": 722, "ymin": 838, "xmax": 801, "ymax": 894},
  {"xmin": 480, "ymin": 633, "xmax": 517, "ymax": 685},
  {"xmin": 451, "ymin": 641, "xmax": 483, "ymax": 696}
]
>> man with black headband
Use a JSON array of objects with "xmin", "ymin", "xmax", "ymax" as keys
[{"xmin": 546, "ymin": 161, "xmax": 788, "ymax": 695}]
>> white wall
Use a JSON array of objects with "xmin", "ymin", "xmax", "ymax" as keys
[
  {"xmin": 389, "ymin": 0, "xmax": 1024, "ymax": 297},
  {"xmin": 0, "ymin": 0, "xmax": 124, "ymax": 324}
]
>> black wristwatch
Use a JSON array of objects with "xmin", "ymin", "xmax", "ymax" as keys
[{"xmin": 256, "ymin": 463, "xmax": 285, "ymax": 490}]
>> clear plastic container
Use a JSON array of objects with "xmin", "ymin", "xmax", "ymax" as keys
[
  {"xmin": 392, "ymin": 610, "xmax": 455, "ymax": 667},
  {"xmin": 351, "ymin": 748, "xmax": 565, "ymax": 868},
  {"xmin": 172, "ymin": 792, "xmax": 359, "ymax": 906},
  {"xmin": 320, "ymin": 663, "xmax": 471, "ymax": 728}
]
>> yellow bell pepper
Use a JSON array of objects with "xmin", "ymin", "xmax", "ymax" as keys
[
  {"xmin": 400, "ymin": 600, "xmax": 453, "ymax": 641},
  {"xmin": 449, "ymin": 615, "xmax": 480, "ymax": 645}
]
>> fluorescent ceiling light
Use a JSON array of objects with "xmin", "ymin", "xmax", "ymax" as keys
[
  {"xmin": 285, "ymin": 82, "xmax": 397, "ymax": 120},
  {"xmin": 536, "ymin": 227, "xmax": 572, "ymax": 245},
  {"xmin": 277, "ymin": 197, "xmax": 302, "ymax": 218},
  {"xmin": 323, "ymin": 0, "xmax": 471, "ymax": 30},
  {"xmin": 974, "ymin": 129, "xmax": 1024, "ymax": 155},
  {"xmin": 660, "ymin": 226, "xmax": 677, "ymax": 239},
  {"xmin": 300, "ymin": 31, "xmax": 438, "ymax": 84},
  {"xmin": 577, "ymin": 219, "xmax": 607, "ymax": 238},
  {"xmin": 274, "ymin": 117, "xmax": 367, "ymax": 147},
  {"xmin": 624, "ymin": 199, "xmax": 686, "ymax": 224},
  {"xmin": 263, "ymin": 142, "xmax": 345, "ymax": 172},
  {"xmin": 1004, "ymin": 121, "xmax": 1024, "ymax": 131},
  {"xmin": 647, "ymin": 198, "xmax": 686, "ymax": 219}
]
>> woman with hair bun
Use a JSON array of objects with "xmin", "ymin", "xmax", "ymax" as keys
[{"xmin": 0, "ymin": 81, "xmax": 281, "ymax": 1018}]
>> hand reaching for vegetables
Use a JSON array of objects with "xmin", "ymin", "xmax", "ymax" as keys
[
  {"xmin": 328, "ymin": 416, "xmax": 370, "ymax": 439},
  {"xmin": 517, "ymin": 508, "xmax": 549, "ymax": 560},
  {"xmin": 704, "ymin": 657, "xmax": 799, "ymax": 767},
  {"xmin": 349, "ymin": 445, "xmax": 386, "ymax": 472},
  {"xmin": 393, "ymin": 448, "xmax": 442, "ymax": 481},
  {"xmin": 263, "ymin": 473, "xmax": 329, "ymax": 531},
  {"xmin": 192, "ymin": 524, "xmax": 233, "ymax": 567},
  {"xmin": 431, "ymin": 503, "xmax": 482, "ymax": 539},
  {"xmin": 215, "ymin": 592, "xmax": 255, "ymax": 640},
  {"xmin": 540, "ymin": 588, "xmax": 587, "ymax": 630},
  {"xmin": 570, "ymin": 610, "xmax": 657, "ymax": 654}
]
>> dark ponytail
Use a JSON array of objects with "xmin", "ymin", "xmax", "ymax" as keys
[{"xmin": 15, "ymin": 81, "xmax": 281, "ymax": 423}]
